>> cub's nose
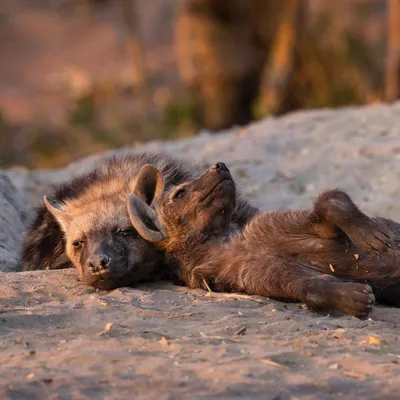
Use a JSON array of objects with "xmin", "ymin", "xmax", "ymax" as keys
[
  {"xmin": 212, "ymin": 162, "xmax": 229, "ymax": 172},
  {"xmin": 87, "ymin": 255, "xmax": 110, "ymax": 273}
]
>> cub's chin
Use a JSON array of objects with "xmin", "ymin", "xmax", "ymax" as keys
[{"xmin": 208, "ymin": 201, "xmax": 235, "ymax": 233}]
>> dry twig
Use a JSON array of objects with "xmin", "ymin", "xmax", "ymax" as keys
[
  {"xmin": 343, "ymin": 371, "xmax": 364, "ymax": 380},
  {"xmin": 202, "ymin": 291, "xmax": 264, "ymax": 304},
  {"xmin": 260, "ymin": 359, "xmax": 289, "ymax": 370}
]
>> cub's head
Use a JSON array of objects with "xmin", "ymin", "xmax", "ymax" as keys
[
  {"xmin": 43, "ymin": 167, "xmax": 165, "ymax": 289},
  {"xmin": 128, "ymin": 163, "xmax": 236, "ymax": 250}
]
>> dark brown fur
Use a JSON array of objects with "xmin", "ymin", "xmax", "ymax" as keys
[
  {"xmin": 21, "ymin": 153, "xmax": 257, "ymax": 289},
  {"xmin": 128, "ymin": 163, "xmax": 400, "ymax": 317}
]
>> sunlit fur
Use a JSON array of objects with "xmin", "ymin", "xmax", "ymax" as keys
[{"xmin": 21, "ymin": 153, "xmax": 258, "ymax": 289}]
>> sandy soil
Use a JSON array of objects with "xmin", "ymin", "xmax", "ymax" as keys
[
  {"xmin": 2, "ymin": 103, "xmax": 400, "ymax": 398},
  {"xmin": 0, "ymin": 270, "xmax": 399, "ymax": 399}
]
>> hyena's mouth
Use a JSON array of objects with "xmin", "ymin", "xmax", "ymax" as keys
[
  {"xmin": 90, "ymin": 270, "xmax": 110, "ymax": 280},
  {"xmin": 200, "ymin": 176, "xmax": 234, "ymax": 202}
]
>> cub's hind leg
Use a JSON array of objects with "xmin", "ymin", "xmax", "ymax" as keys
[{"xmin": 310, "ymin": 189, "xmax": 393, "ymax": 253}]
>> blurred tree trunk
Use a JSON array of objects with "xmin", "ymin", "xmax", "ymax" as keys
[
  {"xmin": 174, "ymin": 0, "xmax": 281, "ymax": 131},
  {"xmin": 75, "ymin": 0, "xmax": 94, "ymax": 17},
  {"xmin": 259, "ymin": 0, "xmax": 304, "ymax": 115},
  {"xmin": 385, "ymin": 0, "xmax": 400, "ymax": 102},
  {"xmin": 117, "ymin": 0, "xmax": 150, "ymax": 114}
]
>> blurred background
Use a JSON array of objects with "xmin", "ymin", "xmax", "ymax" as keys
[{"xmin": 0, "ymin": 0, "xmax": 399, "ymax": 168}]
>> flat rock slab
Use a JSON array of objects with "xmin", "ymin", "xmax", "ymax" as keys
[
  {"xmin": 0, "ymin": 270, "xmax": 399, "ymax": 399},
  {"xmin": 2, "ymin": 103, "xmax": 400, "ymax": 398}
]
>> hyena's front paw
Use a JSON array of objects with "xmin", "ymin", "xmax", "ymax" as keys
[{"xmin": 332, "ymin": 282, "xmax": 375, "ymax": 318}]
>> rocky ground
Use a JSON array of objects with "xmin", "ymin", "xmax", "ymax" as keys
[{"xmin": 1, "ymin": 103, "xmax": 400, "ymax": 398}]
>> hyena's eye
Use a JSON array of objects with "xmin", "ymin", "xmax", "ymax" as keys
[
  {"xmin": 116, "ymin": 229, "xmax": 137, "ymax": 237},
  {"xmin": 173, "ymin": 188, "xmax": 186, "ymax": 200},
  {"xmin": 72, "ymin": 240, "xmax": 85, "ymax": 250}
]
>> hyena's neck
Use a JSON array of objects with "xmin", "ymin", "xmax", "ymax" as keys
[{"xmin": 165, "ymin": 231, "xmax": 235, "ymax": 284}]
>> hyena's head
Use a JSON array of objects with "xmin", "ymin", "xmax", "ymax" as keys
[
  {"xmin": 43, "ymin": 169, "xmax": 165, "ymax": 289},
  {"xmin": 127, "ymin": 163, "xmax": 236, "ymax": 252}
]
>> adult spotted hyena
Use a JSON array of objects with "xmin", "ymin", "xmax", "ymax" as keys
[{"xmin": 20, "ymin": 153, "xmax": 258, "ymax": 289}]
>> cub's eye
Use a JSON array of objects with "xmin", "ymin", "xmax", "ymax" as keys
[
  {"xmin": 72, "ymin": 240, "xmax": 85, "ymax": 250},
  {"xmin": 173, "ymin": 188, "xmax": 186, "ymax": 200},
  {"xmin": 116, "ymin": 229, "xmax": 136, "ymax": 237}
]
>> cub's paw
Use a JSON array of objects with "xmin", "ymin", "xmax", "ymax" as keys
[{"xmin": 334, "ymin": 283, "xmax": 375, "ymax": 318}]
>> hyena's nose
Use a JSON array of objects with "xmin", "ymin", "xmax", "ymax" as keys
[
  {"xmin": 212, "ymin": 162, "xmax": 228, "ymax": 172},
  {"xmin": 87, "ymin": 255, "xmax": 110, "ymax": 273}
]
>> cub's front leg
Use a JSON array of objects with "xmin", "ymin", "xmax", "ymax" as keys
[{"xmin": 189, "ymin": 251, "xmax": 375, "ymax": 318}]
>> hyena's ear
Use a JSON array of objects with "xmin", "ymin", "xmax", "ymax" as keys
[
  {"xmin": 43, "ymin": 196, "xmax": 70, "ymax": 229},
  {"xmin": 127, "ymin": 194, "xmax": 167, "ymax": 242},
  {"xmin": 134, "ymin": 164, "xmax": 165, "ymax": 205}
]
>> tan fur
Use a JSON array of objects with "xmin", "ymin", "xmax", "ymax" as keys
[{"xmin": 22, "ymin": 153, "xmax": 258, "ymax": 291}]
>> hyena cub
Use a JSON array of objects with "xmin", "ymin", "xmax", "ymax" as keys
[{"xmin": 128, "ymin": 163, "xmax": 400, "ymax": 317}]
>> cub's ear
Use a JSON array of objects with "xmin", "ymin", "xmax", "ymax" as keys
[
  {"xmin": 43, "ymin": 196, "xmax": 70, "ymax": 230},
  {"xmin": 127, "ymin": 194, "xmax": 167, "ymax": 242},
  {"xmin": 134, "ymin": 164, "xmax": 165, "ymax": 205}
]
